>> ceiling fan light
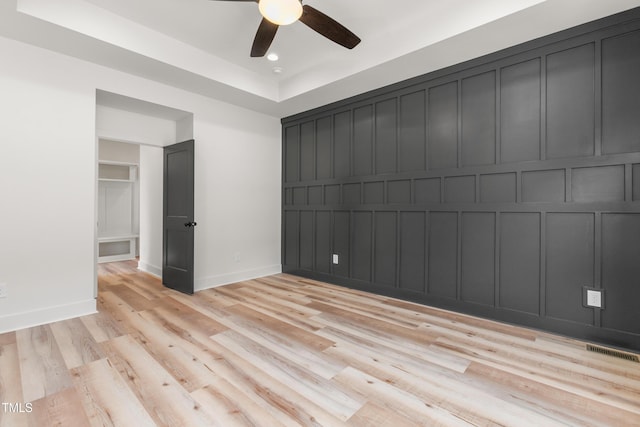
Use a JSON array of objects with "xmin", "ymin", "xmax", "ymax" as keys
[{"xmin": 258, "ymin": 0, "xmax": 302, "ymax": 26}]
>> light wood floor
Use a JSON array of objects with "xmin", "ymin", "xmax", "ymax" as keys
[{"xmin": 1, "ymin": 261, "xmax": 639, "ymax": 426}]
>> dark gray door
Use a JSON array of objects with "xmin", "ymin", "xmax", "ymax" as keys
[{"xmin": 163, "ymin": 140, "xmax": 195, "ymax": 294}]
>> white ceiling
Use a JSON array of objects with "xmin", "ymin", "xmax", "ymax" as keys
[{"xmin": 3, "ymin": 0, "xmax": 640, "ymax": 118}]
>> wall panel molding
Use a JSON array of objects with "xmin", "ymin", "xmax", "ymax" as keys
[{"xmin": 281, "ymin": 8, "xmax": 640, "ymax": 351}]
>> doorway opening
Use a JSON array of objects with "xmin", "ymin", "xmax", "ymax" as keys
[{"xmin": 94, "ymin": 90, "xmax": 194, "ymax": 298}]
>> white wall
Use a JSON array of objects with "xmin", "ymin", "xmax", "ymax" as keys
[
  {"xmin": 0, "ymin": 34, "xmax": 282, "ymax": 333},
  {"xmin": 138, "ymin": 145, "xmax": 163, "ymax": 276},
  {"xmin": 0, "ymin": 37, "xmax": 97, "ymax": 331},
  {"xmin": 96, "ymin": 106, "xmax": 177, "ymax": 147},
  {"xmin": 176, "ymin": 115, "xmax": 194, "ymax": 142}
]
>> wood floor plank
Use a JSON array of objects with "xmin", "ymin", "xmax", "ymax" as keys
[
  {"xmin": 197, "ymin": 333, "xmax": 351, "ymax": 427},
  {"xmin": 225, "ymin": 303, "xmax": 334, "ymax": 352},
  {"xmin": 29, "ymin": 387, "xmax": 91, "ymax": 427},
  {"xmin": 80, "ymin": 311, "xmax": 124, "ymax": 343},
  {"xmin": 104, "ymin": 294, "xmax": 218, "ymax": 393},
  {"xmin": 383, "ymin": 297, "xmax": 538, "ymax": 341},
  {"xmin": 221, "ymin": 305, "xmax": 346, "ymax": 380},
  {"xmin": 150, "ymin": 296, "xmax": 228, "ymax": 338},
  {"xmin": 101, "ymin": 334, "xmax": 218, "ymax": 426},
  {"xmin": 433, "ymin": 336, "xmax": 640, "ymax": 415},
  {"xmin": 191, "ymin": 380, "xmax": 286, "ymax": 427},
  {"xmin": 327, "ymin": 338, "xmax": 580, "ymax": 426},
  {"xmin": 0, "ymin": 342, "xmax": 28, "ymax": 427},
  {"xmin": 106, "ymin": 285, "xmax": 157, "ymax": 312},
  {"xmin": 16, "ymin": 325, "xmax": 73, "ymax": 402},
  {"xmin": 212, "ymin": 329, "xmax": 364, "ymax": 421},
  {"xmin": 334, "ymin": 367, "xmax": 473, "ymax": 426},
  {"xmin": 347, "ymin": 402, "xmax": 423, "ymax": 427},
  {"xmin": 70, "ymin": 358, "xmax": 157, "ymax": 427},
  {"xmin": 214, "ymin": 286, "xmax": 326, "ymax": 332},
  {"xmin": 48, "ymin": 318, "xmax": 105, "ymax": 369},
  {"xmin": 465, "ymin": 361, "xmax": 640, "ymax": 427},
  {"xmin": 0, "ymin": 332, "xmax": 15, "ymax": 346}
]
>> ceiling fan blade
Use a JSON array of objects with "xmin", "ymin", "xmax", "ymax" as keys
[
  {"xmin": 299, "ymin": 5, "xmax": 361, "ymax": 49},
  {"xmin": 251, "ymin": 18, "xmax": 279, "ymax": 57}
]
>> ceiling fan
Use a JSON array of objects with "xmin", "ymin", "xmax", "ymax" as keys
[{"xmin": 210, "ymin": 0, "xmax": 361, "ymax": 57}]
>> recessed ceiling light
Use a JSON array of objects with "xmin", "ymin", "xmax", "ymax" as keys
[
  {"xmin": 272, "ymin": 67, "xmax": 283, "ymax": 74},
  {"xmin": 267, "ymin": 52, "xmax": 279, "ymax": 62}
]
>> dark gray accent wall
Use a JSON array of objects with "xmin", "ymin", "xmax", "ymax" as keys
[{"xmin": 281, "ymin": 8, "xmax": 640, "ymax": 351}]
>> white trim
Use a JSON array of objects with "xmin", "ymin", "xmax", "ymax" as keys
[
  {"xmin": 138, "ymin": 261, "xmax": 162, "ymax": 278},
  {"xmin": 194, "ymin": 264, "xmax": 282, "ymax": 291},
  {"xmin": 0, "ymin": 299, "xmax": 97, "ymax": 334},
  {"xmin": 98, "ymin": 160, "xmax": 139, "ymax": 167}
]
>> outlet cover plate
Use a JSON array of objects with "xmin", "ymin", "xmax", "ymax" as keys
[
  {"xmin": 0, "ymin": 283, "xmax": 7, "ymax": 298},
  {"xmin": 582, "ymin": 286, "xmax": 604, "ymax": 309},
  {"xmin": 332, "ymin": 254, "xmax": 339, "ymax": 265}
]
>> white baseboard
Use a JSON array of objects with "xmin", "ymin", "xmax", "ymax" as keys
[
  {"xmin": 137, "ymin": 261, "xmax": 162, "ymax": 278},
  {"xmin": 0, "ymin": 299, "xmax": 97, "ymax": 334},
  {"xmin": 194, "ymin": 264, "xmax": 282, "ymax": 291}
]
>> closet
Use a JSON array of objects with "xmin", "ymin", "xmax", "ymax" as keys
[{"xmin": 97, "ymin": 140, "xmax": 140, "ymax": 263}]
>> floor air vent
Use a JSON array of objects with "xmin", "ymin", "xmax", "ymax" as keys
[{"xmin": 586, "ymin": 344, "xmax": 639, "ymax": 362}]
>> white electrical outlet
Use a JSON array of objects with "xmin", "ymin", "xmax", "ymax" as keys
[
  {"xmin": 332, "ymin": 254, "xmax": 339, "ymax": 265},
  {"xmin": 586, "ymin": 289, "xmax": 602, "ymax": 308},
  {"xmin": 0, "ymin": 283, "xmax": 7, "ymax": 298},
  {"xmin": 233, "ymin": 252, "xmax": 241, "ymax": 263}
]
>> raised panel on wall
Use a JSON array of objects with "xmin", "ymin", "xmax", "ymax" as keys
[
  {"xmin": 601, "ymin": 214, "xmax": 640, "ymax": 334},
  {"xmin": 602, "ymin": 30, "xmax": 640, "ymax": 154},
  {"xmin": 428, "ymin": 212, "xmax": 457, "ymax": 299},
  {"xmin": 546, "ymin": 43, "xmax": 595, "ymax": 159},
  {"xmin": 284, "ymin": 211, "xmax": 299, "ymax": 267},
  {"xmin": 299, "ymin": 211, "xmax": 314, "ymax": 270},
  {"xmin": 300, "ymin": 121, "xmax": 315, "ymax": 181},
  {"xmin": 308, "ymin": 186, "xmax": 323, "ymax": 205},
  {"xmin": 333, "ymin": 211, "xmax": 350, "ymax": 278},
  {"xmin": 351, "ymin": 211, "xmax": 372, "ymax": 282},
  {"xmin": 571, "ymin": 165, "xmax": 624, "ymax": 202},
  {"xmin": 375, "ymin": 99, "xmax": 397, "ymax": 174},
  {"xmin": 480, "ymin": 173, "xmax": 516, "ymax": 203},
  {"xmin": 374, "ymin": 212, "xmax": 397, "ymax": 287},
  {"xmin": 285, "ymin": 126, "xmax": 299, "ymax": 182},
  {"xmin": 428, "ymin": 82, "xmax": 458, "ymax": 169},
  {"xmin": 415, "ymin": 178, "xmax": 441, "ymax": 203},
  {"xmin": 545, "ymin": 213, "xmax": 594, "ymax": 324},
  {"xmin": 500, "ymin": 59, "xmax": 541, "ymax": 163},
  {"xmin": 316, "ymin": 116, "xmax": 332, "ymax": 179},
  {"xmin": 521, "ymin": 169, "xmax": 565, "ymax": 203},
  {"xmin": 634, "ymin": 164, "xmax": 640, "ymax": 201},
  {"xmin": 315, "ymin": 211, "xmax": 332, "ymax": 273},
  {"xmin": 364, "ymin": 182, "xmax": 384, "ymax": 204},
  {"xmin": 399, "ymin": 212, "xmax": 426, "ymax": 292},
  {"xmin": 399, "ymin": 91, "xmax": 426, "ymax": 172},
  {"xmin": 353, "ymin": 106, "xmax": 373, "ymax": 176},
  {"xmin": 293, "ymin": 187, "xmax": 306, "ymax": 205},
  {"xmin": 343, "ymin": 183, "xmax": 361, "ymax": 204},
  {"xmin": 444, "ymin": 176, "xmax": 475, "ymax": 203},
  {"xmin": 325, "ymin": 185, "xmax": 340, "ymax": 204},
  {"xmin": 387, "ymin": 180, "xmax": 411, "ymax": 204},
  {"xmin": 462, "ymin": 71, "xmax": 496, "ymax": 166},
  {"xmin": 461, "ymin": 212, "xmax": 495, "ymax": 306},
  {"xmin": 500, "ymin": 213, "xmax": 540, "ymax": 314},
  {"xmin": 334, "ymin": 111, "xmax": 351, "ymax": 178}
]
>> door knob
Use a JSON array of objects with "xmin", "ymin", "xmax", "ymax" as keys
[{"xmin": 184, "ymin": 221, "xmax": 197, "ymax": 228}]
